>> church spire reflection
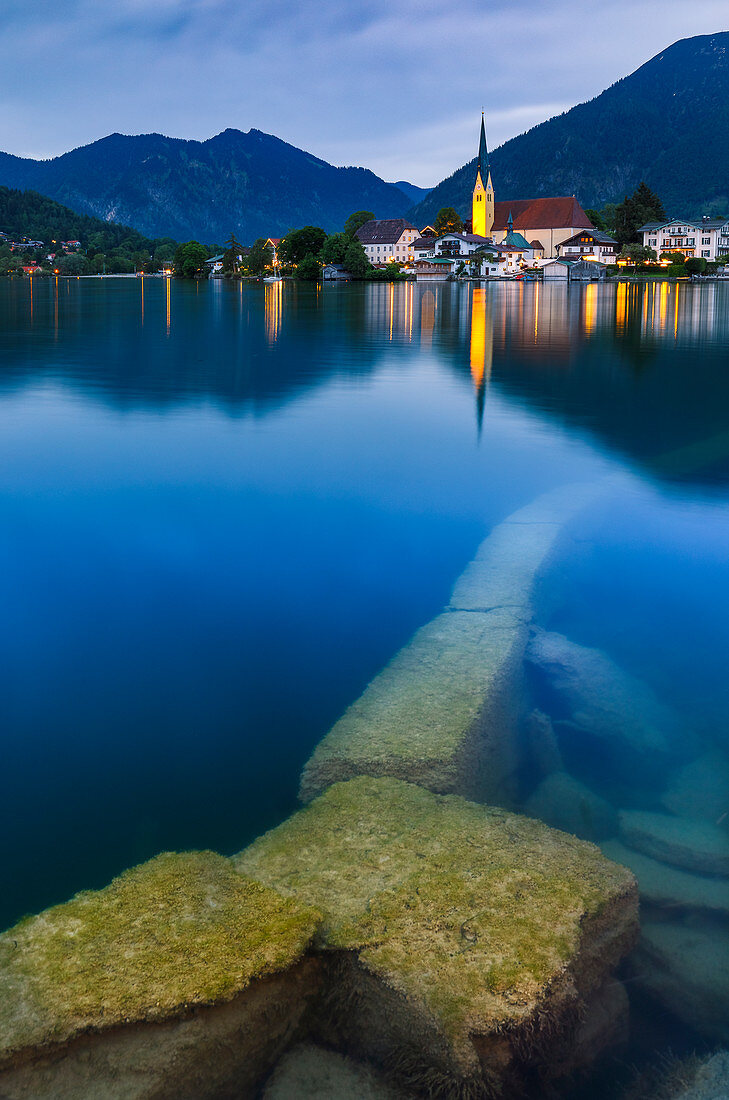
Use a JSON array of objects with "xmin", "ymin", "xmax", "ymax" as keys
[{"xmin": 469, "ymin": 287, "xmax": 493, "ymax": 437}]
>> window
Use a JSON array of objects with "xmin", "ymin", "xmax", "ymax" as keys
[
  {"xmin": 702, "ymin": 237, "xmax": 710, "ymax": 245},
  {"xmin": 702, "ymin": 250, "xmax": 710, "ymax": 257},
  {"xmin": 687, "ymin": 239, "xmax": 695, "ymax": 246},
  {"xmin": 650, "ymin": 239, "xmax": 657, "ymax": 247}
]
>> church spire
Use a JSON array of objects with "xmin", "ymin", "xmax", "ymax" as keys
[
  {"xmin": 478, "ymin": 111, "xmax": 489, "ymax": 180},
  {"xmin": 472, "ymin": 112, "xmax": 494, "ymax": 239}
]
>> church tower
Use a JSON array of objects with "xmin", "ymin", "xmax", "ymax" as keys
[{"xmin": 472, "ymin": 113, "xmax": 494, "ymax": 238}]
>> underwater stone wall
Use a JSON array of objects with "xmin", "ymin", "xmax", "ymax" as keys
[{"xmin": 0, "ymin": 482, "xmax": 643, "ymax": 1100}]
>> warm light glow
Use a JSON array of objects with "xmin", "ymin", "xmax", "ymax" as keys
[
  {"xmin": 584, "ymin": 283, "xmax": 596, "ymax": 335},
  {"xmin": 166, "ymin": 276, "xmax": 171, "ymax": 334},
  {"xmin": 616, "ymin": 281, "xmax": 627, "ymax": 333},
  {"xmin": 470, "ymin": 287, "xmax": 493, "ymax": 389},
  {"xmin": 420, "ymin": 289, "xmax": 435, "ymax": 346},
  {"xmin": 265, "ymin": 279, "xmax": 283, "ymax": 344},
  {"xmin": 658, "ymin": 280, "xmax": 668, "ymax": 332}
]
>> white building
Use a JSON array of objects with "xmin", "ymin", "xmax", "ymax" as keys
[
  {"xmin": 640, "ymin": 218, "xmax": 729, "ymax": 261},
  {"xmin": 557, "ymin": 229, "xmax": 618, "ymax": 264},
  {"xmin": 355, "ymin": 218, "xmax": 419, "ymax": 266}
]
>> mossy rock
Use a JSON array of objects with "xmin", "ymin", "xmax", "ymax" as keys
[
  {"xmin": 0, "ymin": 850, "xmax": 321, "ymax": 1068},
  {"xmin": 236, "ymin": 777, "xmax": 638, "ymax": 1092},
  {"xmin": 300, "ymin": 608, "xmax": 528, "ymax": 805}
]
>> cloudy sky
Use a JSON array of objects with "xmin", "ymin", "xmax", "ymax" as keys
[{"xmin": 2, "ymin": 0, "xmax": 727, "ymax": 185}]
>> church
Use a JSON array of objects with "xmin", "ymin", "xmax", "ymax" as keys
[{"xmin": 470, "ymin": 114, "xmax": 593, "ymax": 259}]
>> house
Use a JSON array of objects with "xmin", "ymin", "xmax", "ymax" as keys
[
  {"xmin": 639, "ymin": 218, "xmax": 729, "ymax": 261},
  {"xmin": 62, "ymin": 240, "xmax": 81, "ymax": 250},
  {"xmin": 557, "ymin": 229, "xmax": 618, "ymax": 264},
  {"xmin": 265, "ymin": 238, "xmax": 282, "ymax": 266},
  {"xmin": 355, "ymin": 218, "xmax": 419, "ymax": 267},
  {"xmin": 205, "ymin": 254, "xmax": 224, "ymax": 275},
  {"xmin": 541, "ymin": 259, "xmax": 573, "ymax": 280},
  {"xmin": 413, "ymin": 257, "xmax": 456, "ymax": 281},
  {"xmin": 322, "ymin": 263, "xmax": 351, "ymax": 281}
]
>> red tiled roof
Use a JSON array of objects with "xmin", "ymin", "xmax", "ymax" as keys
[{"xmin": 492, "ymin": 198, "xmax": 592, "ymax": 232}]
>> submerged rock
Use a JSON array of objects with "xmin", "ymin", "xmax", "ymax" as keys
[
  {"xmin": 523, "ymin": 709, "xmax": 565, "ymax": 779},
  {"xmin": 619, "ymin": 810, "xmax": 729, "ymax": 876},
  {"xmin": 526, "ymin": 630, "xmax": 681, "ymax": 781},
  {"xmin": 299, "ymin": 607, "xmax": 529, "ymax": 805},
  {"xmin": 236, "ymin": 776, "xmax": 638, "ymax": 1098},
  {"xmin": 662, "ymin": 752, "xmax": 729, "ymax": 826},
  {"xmin": 524, "ymin": 770, "xmax": 617, "ymax": 841},
  {"xmin": 601, "ymin": 840, "xmax": 729, "ymax": 915},
  {"xmin": 671, "ymin": 1052, "xmax": 729, "ymax": 1100},
  {"xmin": 633, "ymin": 919, "xmax": 729, "ymax": 1042},
  {"xmin": 0, "ymin": 851, "xmax": 321, "ymax": 1099},
  {"xmin": 263, "ymin": 1042, "xmax": 407, "ymax": 1099}
]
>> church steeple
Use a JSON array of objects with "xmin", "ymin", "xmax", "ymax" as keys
[{"xmin": 472, "ymin": 112, "xmax": 494, "ymax": 238}]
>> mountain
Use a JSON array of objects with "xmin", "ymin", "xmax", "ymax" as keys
[
  {"xmin": 390, "ymin": 180, "xmax": 431, "ymax": 204},
  {"xmin": 409, "ymin": 32, "xmax": 729, "ymax": 226},
  {"xmin": 0, "ymin": 186, "xmax": 163, "ymax": 250},
  {"xmin": 0, "ymin": 129, "xmax": 415, "ymax": 244}
]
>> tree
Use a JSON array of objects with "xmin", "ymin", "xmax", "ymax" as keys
[
  {"xmin": 173, "ymin": 240, "xmax": 209, "ymax": 278},
  {"xmin": 55, "ymin": 253, "xmax": 88, "ymax": 275},
  {"xmin": 241, "ymin": 239, "xmax": 273, "ymax": 277},
  {"xmin": 685, "ymin": 256, "xmax": 707, "ymax": 274},
  {"xmin": 295, "ymin": 253, "xmax": 321, "ymax": 281},
  {"xmin": 279, "ymin": 226, "xmax": 327, "ymax": 266},
  {"xmin": 343, "ymin": 239, "xmax": 370, "ymax": 277},
  {"xmin": 584, "ymin": 208, "xmax": 606, "ymax": 232},
  {"xmin": 618, "ymin": 244, "xmax": 656, "ymax": 264},
  {"xmin": 320, "ymin": 233, "xmax": 349, "ymax": 264},
  {"xmin": 434, "ymin": 207, "xmax": 463, "ymax": 234},
  {"xmin": 343, "ymin": 210, "xmax": 374, "ymax": 238},
  {"xmin": 223, "ymin": 233, "xmax": 243, "ymax": 274},
  {"xmin": 660, "ymin": 250, "xmax": 685, "ymax": 265},
  {"xmin": 613, "ymin": 182, "xmax": 666, "ymax": 247}
]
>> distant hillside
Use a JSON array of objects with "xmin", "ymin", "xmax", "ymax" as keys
[
  {"xmin": 0, "ymin": 186, "xmax": 164, "ymax": 251},
  {"xmin": 391, "ymin": 180, "xmax": 431, "ymax": 204},
  {"xmin": 0, "ymin": 129, "xmax": 415, "ymax": 244},
  {"xmin": 410, "ymin": 32, "xmax": 729, "ymax": 225}
]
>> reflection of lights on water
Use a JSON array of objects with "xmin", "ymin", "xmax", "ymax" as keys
[
  {"xmin": 469, "ymin": 287, "xmax": 493, "ymax": 390},
  {"xmin": 265, "ymin": 280, "xmax": 283, "ymax": 343},
  {"xmin": 420, "ymin": 289, "xmax": 435, "ymax": 345},
  {"xmin": 166, "ymin": 277, "xmax": 171, "ymax": 334},
  {"xmin": 140, "ymin": 274, "xmax": 144, "ymax": 324},
  {"xmin": 389, "ymin": 282, "xmax": 394, "ymax": 342},
  {"xmin": 584, "ymin": 282, "xmax": 596, "ymax": 335},
  {"xmin": 616, "ymin": 282, "xmax": 627, "ymax": 333},
  {"xmin": 674, "ymin": 283, "xmax": 680, "ymax": 340},
  {"xmin": 533, "ymin": 280, "xmax": 539, "ymax": 344}
]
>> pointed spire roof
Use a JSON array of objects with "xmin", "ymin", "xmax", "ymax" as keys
[{"xmin": 478, "ymin": 113, "xmax": 489, "ymax": 180}]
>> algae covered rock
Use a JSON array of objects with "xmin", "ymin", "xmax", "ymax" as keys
[
  {"xmin": 619, "ymin": 810, "xmax": 729, "ymax": 876},
  {"xmin": 524, "ymin": 770, "xmax": 618, "ymax": 842},
  {"xmin": 236, "ymin": 776, "xmax": 638, "ymax": 1096},
  {"xmin": 670, "ymin": 1051, "xmax": 729, "ymax": 1100},
  {"xmin": 0, "ymin": 851, "xmax": 321, "ymax": 1099},
  {"xmin": 526, "ymin": 630, "xmax": 681, "ymax": 781},
  {"xmin": 300, "ymin": 608, "xmax": 528, "ymax": 805},
  {"xmin": 602, "ymin": 840, "xmax": 729, "ymax": 915}
]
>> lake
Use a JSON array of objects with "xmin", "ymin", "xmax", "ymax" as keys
[{"xmin": 1, "ymin": 275, "xmax": 728, "ymax": 1092}]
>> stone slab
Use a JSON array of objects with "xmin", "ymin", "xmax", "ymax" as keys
[
  {"xmin": 263, "ymin": 1042, "xmax": 408, "ymax": 1100},
  {"xmin": 633, "ymin": 919, "xmax": 729, "ymax": 1042},
  {"xmin": 524, "ymin": 771, "xmax": 618, "ymax": 842},
  {"xmin": 237, "ymin": 776, "xmax": 638, "ymax": 1096},
  {"xmin": 619, "ymin": 810, "xmax": 729, "ymax": 876},
  {"xmin": 662, "ymin": 752, "xmax": 729, "ymax": 825},
  {"xmin": 299, "ymin": 608, "xmax": 528, "ymax": 804},
  {"xmin": 0, "ymin": 851, "xmax": 321, "ymax": 1095},
  {"xmin": 601, "ymin": 840, "xmax": 729, "ymax": 915}
]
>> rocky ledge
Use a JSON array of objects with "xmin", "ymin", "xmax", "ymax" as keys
[{"xmin": 237, "ymin": 776, "xmax": 638, "ymax": 1098}]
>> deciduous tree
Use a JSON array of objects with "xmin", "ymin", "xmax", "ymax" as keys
[
  {"xmin": 434, "ymin": 207, "xmax": 463, "ymax": 234},
  {"xmin": 343, "ymin": 210, "xmax": 374, "ymax": 238}
]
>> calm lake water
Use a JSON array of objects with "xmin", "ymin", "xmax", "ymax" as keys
[{"xmin": 1, "ymin": 276, "xmax": 728, "ymax": 1088}]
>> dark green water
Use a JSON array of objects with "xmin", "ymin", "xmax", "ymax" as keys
[{"xmin": 1, "ymin": 276, "xmax": 728, "ymax": 1088}]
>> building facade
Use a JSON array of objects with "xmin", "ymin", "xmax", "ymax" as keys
[
  {"xmin": 557, "ymin": 229, "xmax": 618, "ymax": 263},
  {"xmin": 355, "ymin": 219, "xmax": 419, "ymax": 266},
  {"xmin": 640, "ymin": 219, "xmax": 729, "ymax": 261}
]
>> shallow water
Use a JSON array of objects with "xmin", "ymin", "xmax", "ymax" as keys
[{"xmin": 1, "ymin": 276, "xmax": 728, "ymax": 1088}]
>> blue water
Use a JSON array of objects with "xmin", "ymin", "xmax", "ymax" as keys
[{"xmin": 1, "ymin": 276, "xmax": 728, "ymax": 1087}]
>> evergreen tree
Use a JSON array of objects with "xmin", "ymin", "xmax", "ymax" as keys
[
  {"xmin": 614, "ymin": 183, "xmax": 666, "ymax": 246},
  {"xmin": 320, "ymin": 233, "xmax": 349, "ymax": 264},
  {"xmin": 223, "ymin": 233, "xmax": 243, "ymax": 274},
  {"xmin": 343, "ymin": 210, "xmax": 374, "ymax": 238}
]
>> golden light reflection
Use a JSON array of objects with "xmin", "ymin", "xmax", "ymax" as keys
[
  {"xmin": 674, "ymin": 283, "xmax": 680, "ymax": 340},
  {"xmin": 29, "ymin": 276, "xmax": 33, "ymax": 324},
  {"xmin": 408, "ymin": 281, "xmax": 413, "ymax": 342},
  {"xmin": 420, "ymin": 289, "xmax": 435, "ymax": 347},
  {"xmin": 533, "ymin": 280, "xmax": 539, "ymax": 343},
  {"xmin": 389, "ymin": 282, "xmax": 394, "ymax": 342},
  {"xmin": 54, "ymin": 276, "xmax": 58, "ymax": 335},
  {"xmin": 616, "ymin": 282, "xmax": 627, "ymax": 333},
  {"xmin": 265, "ymin": 279, "xmax": 283, "ymax": 344},
  {"xmin": 584, "ymin": 283, "xmax": 596, "ymax": 335},
  {"xmin": 140, "ymin": 274, "xmax": 144, "ymax": 324},
  {"xmin": 470, "ymin": 287, "xmax": 493, "ymax": 438},
  {"xmin": 658, "ymin": 280, "xmax": 668, "ymax": 333},
  {"xmin": 166, "ymin": 276, "xmax": 171, "ymax": 334}
]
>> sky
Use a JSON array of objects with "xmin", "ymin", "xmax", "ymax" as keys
[{"xmin": 2, "ymin": 0, "xmax": 727, "ymax": 187}]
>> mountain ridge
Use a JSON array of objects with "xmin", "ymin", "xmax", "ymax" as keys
[
  {"xmin": 408, "ymin": 32, "xmax": 729, "ymax": 225},
  {"xmin": 0, "ymin": 128, "xmax": 422, "ymax": 243}
]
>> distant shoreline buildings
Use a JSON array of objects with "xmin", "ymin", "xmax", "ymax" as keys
[{"xmin": 356, "ymin": 115, "xmax": 617, "ymax": 280}]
